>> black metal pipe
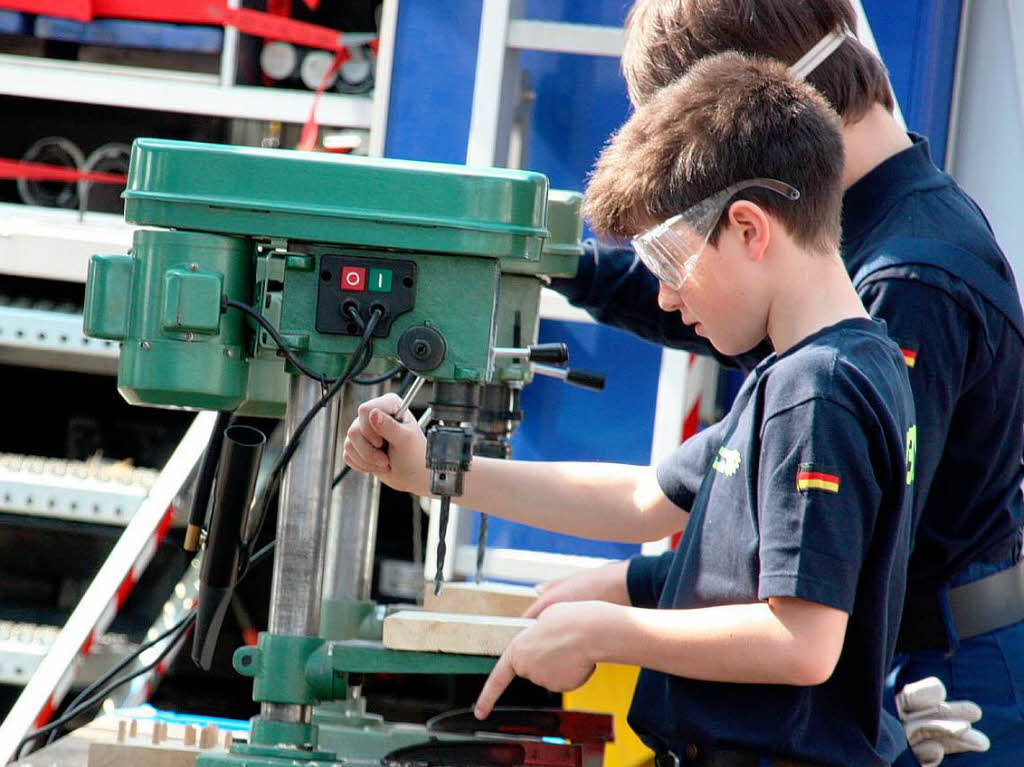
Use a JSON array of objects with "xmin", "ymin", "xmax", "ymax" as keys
[{"xmin": 193, "ymin": 424, "xmax": 266, "ymax": 670}]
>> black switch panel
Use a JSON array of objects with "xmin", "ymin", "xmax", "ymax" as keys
[{"xmin": 316, "ymin": 254, "xmax": 417, "ymax": 337}]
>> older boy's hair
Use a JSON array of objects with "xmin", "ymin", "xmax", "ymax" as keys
[
  {"xmin": 584, "ymin": 51, "xmax": 843, "ymax": 254},
  {"xmin": 623, "ymin": 0, "xmax": 894, "ymax": 122}
]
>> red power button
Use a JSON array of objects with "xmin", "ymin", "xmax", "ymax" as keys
[{"xmin": 341, "ymin": 266, "xmax": 366, "ymax": 291}]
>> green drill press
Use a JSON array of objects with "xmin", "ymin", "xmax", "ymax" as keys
[{"xmin": 83, "ymin": 139, "xmax": 611, "ymax": 766}]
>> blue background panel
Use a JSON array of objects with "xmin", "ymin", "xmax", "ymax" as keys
[
  {"xmin": 385, "ymin": 0, "xmax": 482, "ymax": 164},
  {"xmin": 861, "ymin": 0, "xmax": 962, "ymax": 164},
  {"xmin": 514, "ymin": 321, "xmax": 660, "ymax": 466},
  {"xmin": 524, "ymin": 1, "xmax": 630, "ymax": 27},
  {"xmin": 520, "ymin": 50, "xmax": 630, "ymax": 194}
]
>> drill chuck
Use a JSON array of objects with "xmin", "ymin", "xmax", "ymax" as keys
[{"xmin": 426, "ymin": 425, "xmax": 474, "ymax": 496}]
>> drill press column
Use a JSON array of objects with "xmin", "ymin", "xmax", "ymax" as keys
[
  {"xmin": 324, "ymin": 383, "xmax": 384, "ymax": 605},
  {"xmin": 262, "ymin": 375, "xmax": 338, "ymax": 725}
]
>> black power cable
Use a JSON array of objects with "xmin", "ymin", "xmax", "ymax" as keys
[
  {"xmin": 223, "ymin": 297, "xmax": 331, "ymax": 384},
  {"xmin": 224, "ymin": 298, "xmax": 377, "ymax": 388},
  {"xmin": 240, "ymin": 307, "xmax": 383, "ymax": 570},
  {"xmin": 43, "ymin": 615, "xmax": 192, "ymax": 747},
  {"xmin": 186, "ymin": 300, "xmax": 375, "ymax": 559},
  {"xmin": 18, "ymin": 616, "xmax": 194, "ymax": 759},
  {"xmin": 31, "ymin": 542, "xmax": 278, "ymax": 755},
  {"xmin": 352, "ymin": 363, "xmax": 404, "ymax": 386},
  {"xmin": 331, "ymin": 465, "xmax": 352, "ymax": 489}
]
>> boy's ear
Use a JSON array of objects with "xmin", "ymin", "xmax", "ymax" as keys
[{"xmin": 725, "ymin": 200, "xmax": 771, "ymax": 263}]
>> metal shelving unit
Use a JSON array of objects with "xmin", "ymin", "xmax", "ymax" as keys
[
  {"xmin": 0, "ymin": 203, "xmax": 134, "ymax": 284},
  {"xmin": 0, "ymin": 1, "xmax": 400, "ymax": 282},
  {"xmin": 0, "ymin": 305, "xmax": 118, "ymax": 376},
  {"xmin": 0, "ymin": 53, "xmax": 374, "ymax": 129},
  {"xmin": 0, "ymin": 454, "xmax": 157, "ymax": 527},
  {"xmin": 0, "ymin": 413, "xmax": 214, "ymax": 765},
  {"xmin": 0, "ymin": 4, "xmax": 401, "ymax": 757},
  {"xmin": 0, "ymin": 7, "xmax": 398, "ymax": 742}
]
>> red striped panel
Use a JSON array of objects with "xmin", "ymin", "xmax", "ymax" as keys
[
  {"xmin": 115, "ymin": 572, "xmax": 136, "ymax": 608},
  {"xmin": 33, "ymin": 696, "xmax": 56, "ymax": 729}
]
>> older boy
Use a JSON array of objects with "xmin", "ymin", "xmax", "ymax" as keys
[
  {"xmin": 346, "ymin": 53, "xmax": 916, "ymax": 767},
  {"xmin": 546, "ymin": 4, "xmax": 1023, "ymax": 765}
]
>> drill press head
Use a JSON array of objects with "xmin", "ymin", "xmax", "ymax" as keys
[{"xmin": 83, "ymin": 139, "xmax": 551, "ymax": 414}]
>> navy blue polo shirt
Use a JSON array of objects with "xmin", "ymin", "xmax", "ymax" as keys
[
  {"xmin": 629, "ymin": 318, "xmax": 915, "ymax": 767},
  {"xmin": 555, "ymin": 135, "xmax": 1024, "ymax": 602}
]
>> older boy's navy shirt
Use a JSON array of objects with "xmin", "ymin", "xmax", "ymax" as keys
[
  {"xmin": 628, "ymin": 318, "xmax": 915, "ymax": 767},
  {"xmin": 555, "ymin": 136, "xmax": 1024, "ymax": 602}
]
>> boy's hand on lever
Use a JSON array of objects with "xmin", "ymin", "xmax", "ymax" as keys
[{"xmin": 343, "ymin": 393, "xmax": 429, "ymax": 495}]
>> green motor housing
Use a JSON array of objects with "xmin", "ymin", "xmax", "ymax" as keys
[{"xmin": 86, "ymin": 230, "xmax": 253, "ymax": 411}]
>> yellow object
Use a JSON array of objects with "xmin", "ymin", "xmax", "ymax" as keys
[{"xmin": 563, "ymin": 663, "xmax": 654, "ymax": 767}]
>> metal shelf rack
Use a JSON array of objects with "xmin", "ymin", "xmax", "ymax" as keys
[
  {"xmin": 0, "ymin": 453, "xmax": 158, "ymax": 527},
  {"xmin": 0, "ymin": 53, "xmax": 375, "ymax": 129}
]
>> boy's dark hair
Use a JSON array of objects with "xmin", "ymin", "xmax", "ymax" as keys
[
  {"xmin": 584, "ymin": 51, "xmax": 844, "ymax": 255},
  {"xmin": 622, "ymin": 0, "xmax": 894, "ymax": 122}
]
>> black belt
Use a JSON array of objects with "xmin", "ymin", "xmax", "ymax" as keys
[
  {"xmin": 897, "ymin": 551, "xmax": 1024, "ymax": 654},
  {"xmin": 654, "ymin": 746, "xmax": 829, "ymax": 767}
]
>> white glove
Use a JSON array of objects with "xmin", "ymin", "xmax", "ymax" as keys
[{"xmin": 896, "ymin": 676, "xmax": 991, "ymax": 767}]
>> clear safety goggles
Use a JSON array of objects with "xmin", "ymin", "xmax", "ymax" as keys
[{"xmin": 631, "ymin": 178, "xmax": 800, "ymax": 289}]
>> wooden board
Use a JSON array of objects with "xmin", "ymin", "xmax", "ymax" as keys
[
  {"xmin": 383, "ymin": 611, "xmax": 533, "ymax": 656},
  {"xmin": 422, "ymin": 581, "xmax": 538, "ymax": 618}
]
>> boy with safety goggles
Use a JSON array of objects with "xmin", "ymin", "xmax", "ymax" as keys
[
  {"xmin": 344, "ymin": 53, "xmax": 916, "ymax": 767},
  {"xmin": 547, "ymin": 4, "xmax": 1023, "ymax": 765}
]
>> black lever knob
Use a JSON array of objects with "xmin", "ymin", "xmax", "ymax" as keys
[
  {"xmin": 565, "ymin": 369, "xmax": 606, "ymax": 391},
  {"xmin": 527, "ymin": 343, "xmax": 569, "ymax": 364},
  {"xmin": 532, "ymin": 363, "xmax": 606, "ymax": 391}
]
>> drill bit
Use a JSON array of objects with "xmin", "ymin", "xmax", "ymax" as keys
[
  {"xmin": 434, "ymin": 495, "xmax": 451, "ymax": 595},
  {"xmin": 475, "ymin": 513, "xmax": 488, "ymax": 584}
]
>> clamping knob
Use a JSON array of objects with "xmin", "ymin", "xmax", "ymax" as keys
[{"xmin": 492, "ymin": 343, "xmax": 569, "ymax": 365}]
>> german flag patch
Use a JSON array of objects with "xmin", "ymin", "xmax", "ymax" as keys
[
  {"xmin": 796, "ymin": 465, "xmax": 840, "ymax": 493},
  {"xmin": 900, "ymin": 347, "xmax": 917, "ymax": 368}
]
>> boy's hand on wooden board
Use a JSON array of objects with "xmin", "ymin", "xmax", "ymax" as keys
[
  {"xmin": 523, "ymin": 561, "xmax": 632, "ymax": 619},
  {"xmin": 475, "ymin": 601, "xmax": 620, "ymax": 719}
]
